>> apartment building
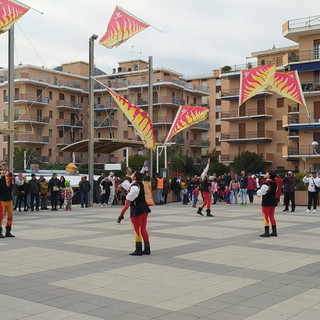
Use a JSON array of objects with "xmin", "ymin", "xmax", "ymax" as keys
[
  {"xmin": 219, "ymin": 15, "xmax": 320, "ymax": 172},
  {"xmin": 0, "ymin": 59, "xmax": 210, "ymax": 168}
]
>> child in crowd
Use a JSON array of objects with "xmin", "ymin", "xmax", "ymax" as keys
[
  {"xmin": 192, "ymin": 186, "xmax": 199, "ymax": 208},
  {"xmin": 223, "ymin": 186, "xmax": 231, "ymax": 205},
  {"xmin": 182, "ymin": 187, "xmax": 189, "ymax": 205},
  {"xmin": 64, "ymin": 181, "xmax": 73, "ymax": 211}
]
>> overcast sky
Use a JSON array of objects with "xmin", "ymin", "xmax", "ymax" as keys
[{"xmin": 1, "ymin": 0, "xmax": 320, "ymax": 76}]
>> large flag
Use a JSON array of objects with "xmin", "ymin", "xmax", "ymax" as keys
[
  {"xmin": 269, "ymin": 70, "xmax": 306, "ymax": 106},
  {"xmin": 106, "ymin": 88, "xmax": 156, "ymax": 150},
  {"xmin": 99, "ymin": 6, "xmax": 149, "ymax": 49},
  {"xmin": 0, "ymin": 0, "xmax": 29, "ymax": 33},
  {"xmin": 239, "ymin": 65, "xmax": 276, "ymax": 106},
  {"xmin": 165, "ymin": 106, "xmax": 209, "ymax": 143}
]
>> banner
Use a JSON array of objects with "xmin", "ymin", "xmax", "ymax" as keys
[
  {"xmin": 239, "ymin": 65, "xmax": 276, "ymax": 106},
  {"xmin": 0, "ymin": 0, "xmax": 29, "ymax": 33},
  {"xmin": 107, "ymin": 88, "xmax": 155, "ymax": 150},
  {"xmin": 165, "ymin": 106, "xmax": 209, "ymax": 143},
  {"xmin": 99, "ymin": 6, "xmax": 149, "ymax": 49}
]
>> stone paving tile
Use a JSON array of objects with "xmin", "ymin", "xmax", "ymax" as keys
[{"xmin": 1, "ymin": 203, "xmax": 320, "ymax": 319}]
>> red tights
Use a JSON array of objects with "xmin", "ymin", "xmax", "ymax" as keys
[
  {"xmin": 130, "ymin": 212, "xmax": 149, "ymax": 242},
  {"xmin": 200, "ymin": 191, "xmax": 211, "ymax": 210},
  {"xmin": 262, "ymin": 206, "xmax": 276, "ymax": 226}
]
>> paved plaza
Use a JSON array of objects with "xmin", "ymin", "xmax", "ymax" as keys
[{"xmin": 1, "ymin": 200, "xmax": 320, "ymax": 320}]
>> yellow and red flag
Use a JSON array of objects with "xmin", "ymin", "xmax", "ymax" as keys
[
  {"xmin": 99, "ymin": 6, "xmax": 149, "ymax": 49},
  {"xmin": 239, "ymin": 65, "xmax": 276, "ymax": 106},
  {"xmin": 0, "ymin": 0, "xmax": 29, "ymax": 33},
  {"xmin": 269, "ymin": 70, "xmax": 306, "ymax": 106},
  {"xmin": 165, "ymin": 106, "xmax": 209, "ymax": 143},
  {"xmin": 106, "ymin": 88, "xmax": 155, "ymax": 150}
]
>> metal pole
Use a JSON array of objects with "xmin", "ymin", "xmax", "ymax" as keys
[
  {"xmin": 156, "ymin": 146, "xmax": 159, "ymax": 174},
  {"xmin": 8, "ymin": 25, "xmax": 14, "ymax": 172},
  {"xmin": 126, "ymin": 148, "xmax": 129, "ymax": 168},
  {"xmin": 164, "ymin": 145, "xmax": 167, "ymax": 168},
  {"xmin": 148, "ymin": 56, "xmax": 153, "ymax": 176},
  {"xmin": 88, "ymin": 34, "xmax": 98, "ymax": 206}
]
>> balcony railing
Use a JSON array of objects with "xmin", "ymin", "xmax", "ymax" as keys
[
  {"xmin": 131, "ymin": 96, "xmax": 185, "ymax": 106},
  {"xmin": 153, "ymin": 116, "xmax": 173, "ymax": 124},
  {"xmin": 284, "ymin": 15, "xmax": 320, "ymax": 31},
  {"xmin": 301, "ymin": 81, "xmax": 320, "ymax": 92},
  {"xmin": 190, "ymin": 122, "xmax": 210, "ymax": 130},
  {"xmin": 94, "ymin": 103, "xmax": 118, "ymax": 111},
  {"xmin": 56, "ymin": 119, "xmax": 82, "ymax": 127},
  {"xmin": 285, "ymin": 145, "xmax": 320, "ymax": 157},
  {"xmin": 220, "ymin": 107, "xmax": 273, "ymax": 120},
  {"xmin": 4, "ymin": 93, "xmax": 49, "ymax": 105},
  {"xmin": 284, "ymin": 113, "xmax": 320, "ymax": 127},
  {"xmin": 94, "ymin": 119, "xmax": 119, "ymax": 128},
  {"xmin": 4, "ymin": 114, "xmax": 49, "ymax": 124},
  {"xmin": 4, "ymin": 134, "xmax": 49, "ymax": 144},
  {"xmin": 56, "ymin": 137, "xmax": 84, "ymax": 145},
  {"xmin": 221, "ymin": 130, "xmax": 273, "ymax": 141},
  {"xmin": 56, "ymin": 100, "xmax": 83, "ymax": 110},
  {"xmin": 287, "ymin": 49, "xmax": 320, "ymax": 63},
  {"xmin": 221, "ymin": 88, "xmax": 240, "ymax": 97},
  {"xmin": 190, "ymin": 139, "xmax": 210, "ymax": 147},
  {"xmin": 220, "ymin": 153, "xmax": 273, "ymax": 162}
]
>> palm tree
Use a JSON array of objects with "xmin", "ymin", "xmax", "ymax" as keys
[{"xmin": 14, "ymin": 146, "xmax": 40, "ymax": 171}]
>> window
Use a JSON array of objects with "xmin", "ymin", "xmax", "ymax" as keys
[
  {"xmin": 186, "ymin": 96, "xmax": 189, "ymax": 104},
  {"xmin": 48, "ymin": 149, "xmax": 52, "ymax": 157},
  {"xmin": 193, "ymin": 97, "xmax": 196, "ymax": 104},
  {"xmin": 186, "ymin": 132, "xmax": 189, "ymax": 140},
  {"xmin": 59, "ymin": 130, "xmax": 63, "ymax": 138},
  {"xmin": 109, "ymin": 132, "xmax": 114, "ymax": 138},
  {"xmin": 3, "ymin": 89, "xmax": 7, "ymax": 102},
  {"xmin": 49, "ymin": 91, "xmax": 53, "ymax": 100},
  {"xmin": 276, "ymin": 120, "xmax": 283, "ymax": 130},
  {"xmin": 49, "ymin": 111, "xmax": 53, "ymax": 118},
  {"xmin": 49, "ymin": 129, "xmax": 52, "ymax": 138},
  {"xmin": 277, "ymin": 98, "xmax": 284, "ymax": 108},
  {"xmin": 97, "ymin": 132, "xmax": 101, "ymax": 138},
  {"xmin": 97, "ymin": 97, "xmax": 101, "ymax": 104},
  {"xmin": 216, "ymin": 125, "xmax": 221, "ymax": 132},
  {"xmin": 277, "ymin": 143, "xmax": 283, "ymax": 153},
  {"xmin": 59, "ymin": 93, "xmax": 64, "ymax": 100},
  {"xmin": 59, "ymin": 111, "xmax": 64, "ymax": 119},
  {"xmin": 123, "ymin": 131, "xmax": 128, "ymax": 139}
]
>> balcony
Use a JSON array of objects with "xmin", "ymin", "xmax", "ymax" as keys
[
  {"xmin": 190, "ymin": 139, "xmax": 210, "ymax": 148},
  {"xmin": 283, "ymin": 113, "xmax": 320, "ymax": 130},
  {"xmin": 220, "ymin": 88, "xmax": 240, "ymax": 100},
  {"xmin": 94, "ymin": 119, "xmax": 119, "ymax": 128},
  {"xmin": 56, "ymin": 156, "xmax": 84, "ymax": 164},
  {"xmin": 152, "ymin": 116, "xmax": 173, "ymax": 126},
  {"xmin": 56, "ymin": 100, "xmax": 83, "ymax": 110},
  {"xmin": 220, "ymin": 130, "xmax": 273, "ymax": 143},
  {"xmin": 131, "ymin": 96, "xmax": 185, "ymax": 108},
  {"xmin": 56, "ymin": 119, "xmax": 82, "ymax": 129},
  {"xmin": 190, "ymin": 122, "xmax": 210, "ymax": 130},
  {"xmin": 283, "ymin": 144, "xmax": 320, "ymax": 159},
  {"xmin": 220, "ymin": 107, "xmax": 273, "ymax": 121},
  {"xmin": 157, "ymin": 136, "xmax": 184, "ymax": 144},
  {"xmin": 56, "ymin": 137, "xmax": 84, "ymax": 146},
  {"xmin": 94, "ymin": 156, "xmax": 118, "ymax": 164},
  {"xmin": 300, "ymin": 81, "xmax": 320, "ymax": 95},
  {"xmin": 4, "ymin": 134, "xmax": 49, "ymax": 144},
  {"xmin": 4, "ymin": 114, "xmax": 49, "ymax": 125},
  {"xmin": 94, "ymin": 103, "xmax": 118, "ymax": 112},
  {"xmin": 4, "ymin": 93, "xmax": 49, "ymax": 105},
  {"xmin": 220, "ymin": 153, "xmax": 273, "ymax": 163},
  {"xmin": 283, "ymin": 15, "xmax": 320, "ymax": 42}
]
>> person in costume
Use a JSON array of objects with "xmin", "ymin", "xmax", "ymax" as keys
[
  {"xmin": 64, "ymin": 181, "xmax": 74, "ymax": 211},
  {"xmin": 197, "ymin": 158, "xmax": 214, "ymax": 217},
  {"xmin": 118, "ymin": 171, "xmax": 151, "ymax": 256},
  {"xmin": 257, "ymin": 171, "xmax": 278, "ymax": 237},
  {"xmin": 0, "ymin": 162, "xmax": 15, "ymax": 238}
]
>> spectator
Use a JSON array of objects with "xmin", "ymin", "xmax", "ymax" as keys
[
  {"xmin": 100, "ymin": 176, "xmax": 112, "ymax": 207},
  {"xmin": 247, "ymin": 174, "xmax": 257, "ymax": 204},
  {"xmin": 302, "ymin": 171, "xmax": 320, "ymax": 213},
  {"xmin": 39, "ymin": 176, "xmax": 48, "ymax": 210},
  {"xmin": 79, "ymin": 176, "xmax": 91, "ymax": 208},
  {"xmin": 108, "ymin": 172, "xmax": 116, "ymax": 205},
  {"xmin": 48, "ymin": 173, "xmax": 62, "ymax": 211},
  {"xmin": 274, "ymin": 174, "xmax": 284, "ymax": 205},
  {"xmin": 211, "ymin": 178, "xmax": 219, "ymax": 204},
  {"xmin": 282, "ymin": 171, "xmax": 296, "ymax": 212},
  {"xmin": 162, "ymin": 177, "xmax": 170, "ymax": 205},
  {"xmin": 64, "ymin": 181, "xmax": 74, "ymax": 211},
  {"xmin": 170, "ymin": 177, "xmax": 181, "ymax": 202},
  {"xmin": 154, "ymin": 173, "xmax": 164, "ymax": 205},
  {"xmin": 192, "ymin": 186, "xmax": 199, "ymax": 208},
  {"xmin": 28, "ymin": 173, "xmax": 40, "ymax": 212},
  {"xmin": 59, "ymin": 175, "xmax": 66, "ymax": 209},
  {"xmin": 14, "ymin": 172, "xmax": 24, "ymax": 210},
  {"xmin": 15, "ymin": 173, "xmax": 27, "ymax": 212},
  {"xmin": 239, "ymin": 171, "xmax": 248, "ymax": 205},
  {"xmin": 223, "ymin": 186, "xmax": 231, "ymax": 205},
  {"xmin": 229, "ymin": 175, "xmax": 240, "ymax": 204},
  {"xmin": 182, "ymin": 187, "xmax": 188, "ymax": 205}
]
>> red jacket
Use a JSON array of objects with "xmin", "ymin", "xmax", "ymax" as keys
[
  {"xmin": 274, "ymin": 177, "xmax": 283, "ymax": 199},
  {"xmin": 247, "ymin": 177, "xmax": 257, "ymax": 191}
]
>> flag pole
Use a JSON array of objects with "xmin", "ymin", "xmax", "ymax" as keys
[
  {"xmin": 88, "ymin": 34, "xmax": 98, "ymax": 207},
  {"xmin": 8, "ymin": 25, "xmax": 15, "ymax": 172},
  {"xmin": 148, "ymin": 56, "xmax": 153, "ymax": 176}
]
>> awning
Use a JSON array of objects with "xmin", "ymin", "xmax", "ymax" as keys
[{"xmin": 61, "ymin": 138, "xmax": 144, "ymax": 153}]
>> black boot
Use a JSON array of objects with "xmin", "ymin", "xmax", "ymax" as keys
[
  {"xmin": 259, "ymin": 226, "xmax": 270, "ymax": 237},
  {"xmin": 142, "ymin": 241, "xmax": 151, "ymax": 255},
  {"xmin": 129, "ymin": 242, "xmax": 143, "ymax": 256},
  {"xmin": 197, "ymin": 207, "xmax": 204, "ymax": 216},
  {"xmin": 206, "ymin": 209, "xmax": 214, "ymax": 217},
  {"xmin": 5, "ymin": 226, "xmax": 15, "ymax": 238},
  {"xmin": 282, "ymin": 207, "xmax": 288, "ymax": 212},
  {"xmin": 0, "ymin": 227, "xmax": 5, "ymax": 239},
  {"xmin": 270, "ymin": 225, "xmax": 277, "ymax": 237}
]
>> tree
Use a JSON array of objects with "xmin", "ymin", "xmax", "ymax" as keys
[
  {"xmin": 14, "ymin": 146, "xmax": 40, "ymax": 171},
  {"xmin": 207, "ymin": 150, "xmax": 229, "ymax": 176},
  {"xmin": 121, "ymin": 154, "xmax": 147, "ymax": 174},
  {"xmin": 231, "ymin": 151, "xmax": 264, "ymax": 175}
]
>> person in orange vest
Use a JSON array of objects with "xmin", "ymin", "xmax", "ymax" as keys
[{"xmin": 155, "ymin": 173, "xmax": 164, "ymax": 205}]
